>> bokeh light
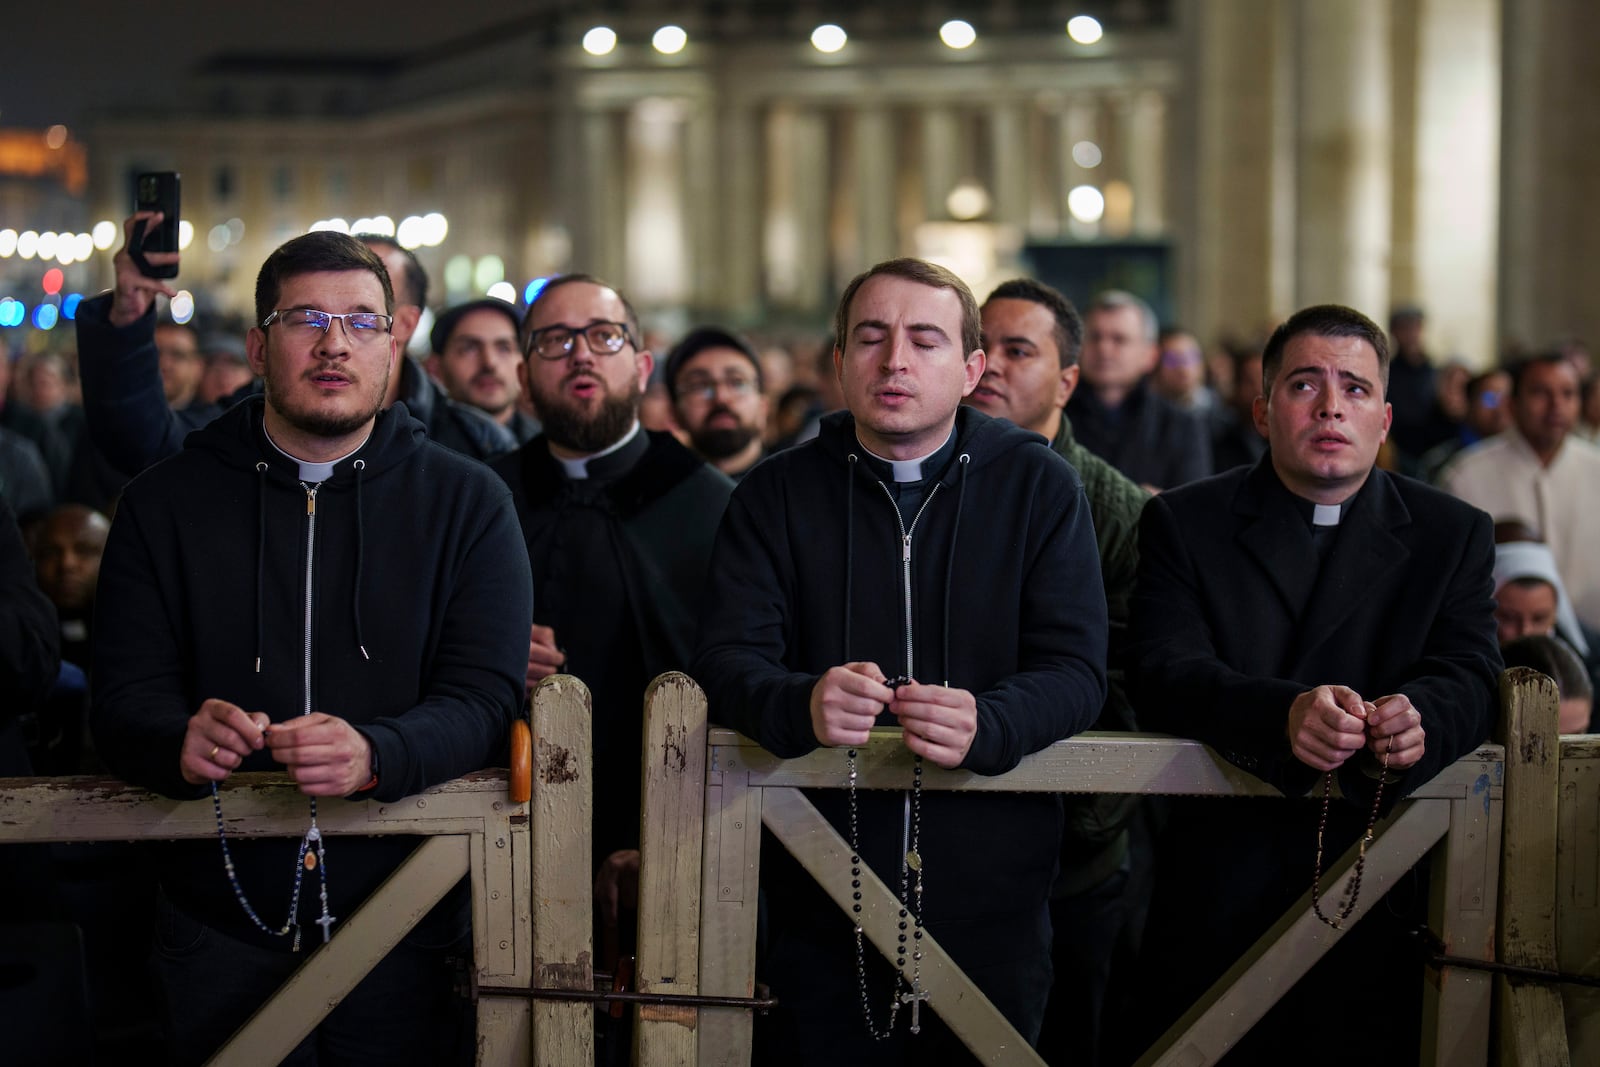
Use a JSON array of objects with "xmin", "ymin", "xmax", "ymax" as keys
[
  {"xmin": 42, "ymin": 268, "xmax": 63, "ymax": 294},
  {"xmin": 653, "ymin": 25, "xmax": 688, "ymax": 55},
  {"xmin": 1068, "ymin": 185, "xmax": 1106, "ymax": 222},
  {"xmin": 583, "ymin": 27, "xmax": 617, "ymax": 56},
  {"xmin": 1067, "ymin": 16, "xmax": 1104, "ymax": 45},
  {"xmin": 940, "ymin": 20, "xmax": 977, "ymax": 50},
  {"xmin": 486, "ymin": 281, "xmax": 518, "ymax": 303},
  {"xmin": 92, "ymin": 220, "xmax": 118, "ymax": 249},
  {"xmin": 170, "ymin": 290, "xmax": 196, "ymax": 324},
  {"xmin": 33, "ymin": 303, "xmax": 59, "ymax": 330},
  {"xmin": 811, "ymin": 24, "xmax": 847, "ymax": 54}
]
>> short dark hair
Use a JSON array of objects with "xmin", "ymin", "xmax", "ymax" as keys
[
  {"xmin": 254, "ymin": 232, "xmax": 394, "ymax": 326},
  {"xmin": 1509, "ymin": 351, "xmax": 1578, "ymax": 398},
  {"xmin": 1466, "ymin": 368, "xmax": 1509, "ymax": 402},
  {"xmin": 664, "ymin": 326, "xmax": 763, "ymax": 403},
  {"xmin": 521, "ymin": 273, "xmax": 641, "ymax": 354},
  {"xmin": 833, "ymin": 258, "xmax": 980, "ymax": 357},
  {"xmin": 1087, "ymin": 290, "xmax": 1158, "ymax": 344},
  {"xmin": 1501, "ymin": 634, "xmax": 1593, "ymax": 702},
  {"xmin": 1389, "ymin": 305, "xmax": 1424, "ymax": 333},
  {"xmin": 983, "ymin": 278, "xmax": 1084, "ymax": 368},
  {"xmin": 1261, "ymin": 305, "xmax": 1390, "ymax": 397},
  {"xmin": 429, "ymin": 298, "xmax": 522, "ymax": 356},
  {"xmin": 355, "ymin": 234, "xmax": 428, "ymax": 308}
]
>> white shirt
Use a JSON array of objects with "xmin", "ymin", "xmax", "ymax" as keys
[{"xmin": 1441, "ymin": 428, "xmax": 1600, "ymax": 627}]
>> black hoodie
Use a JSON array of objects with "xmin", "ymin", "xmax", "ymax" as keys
[
  {"xmin": 694, "ymin": 406, "xmax": 1108, "ymax": 924},
  {"xmin": 92, "ymin": 396, "xmax": 531, "ymax": 945}
]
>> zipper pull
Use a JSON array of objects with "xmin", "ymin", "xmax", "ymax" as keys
[
  {"xmin": 902, "ymin": 534, "xmax": 912, "ymax": 563},
  {"xmin": 305, "ymin": 486, "xmax": 318, "ymax": 516}
]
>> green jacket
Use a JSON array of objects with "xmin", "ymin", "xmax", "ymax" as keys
[{"xmin": 1053, "ymin": 418, "xmax": 1150, "ymax": 893}]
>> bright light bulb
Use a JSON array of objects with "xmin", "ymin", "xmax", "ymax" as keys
[
  {"xmin": 652, "ymin": 25, "xmax": 687, "ymax": 55},
  {"xmin": 584, "ymin": 26, "xmax": 617, "ymax": 56},
  {"xmin": 17, "ymin": 231, "xmax": 38, "ymax": 259},
  {"xmin": 73, "ymin": 233, "xmax": 93, "ymax": 261},
  {"xmin": 170, "ymin": 290, "xmax": 195, "ymax": 324},
  {"xmin": 36, "ymin": 232, "xmax": 58, "ymax": 260},
  {"xmin": 940, "ymin": 20, "xmax": 976, "ymax": 50},
  {"xmin": 0, "ymin": 230, "xmax": 16, "ymax": 257},
  {"xmin": 1067, "ymin": 185, "xmax": 1106, "ymax": 223},
  {"xmin": 92, "ymin": 220, "xmax": 117, "ymax": 249},
  {"xmin": 486, "ymin": 281, "xmax": 518, "ymax": 303},
  {"xmin": 421, "ymin": 212, "xmax": 448, "ymax": 246},
  {"xmin": 1067, "ymin": 15, "xmax": 1103, "ymax": 45},
  {"xmin": 396, "ymin": 215, "xmax": 426, "ymax": 250},
  {"xmin": 811, "ymin": 24, "xmax": 847, "ymax": 54},
  {"xmin": 178, "ymin": 220, "xmax": 195, "ymax": 250}
]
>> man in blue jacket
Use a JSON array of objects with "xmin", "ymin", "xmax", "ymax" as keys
[
  {"xmin": 695, "ymin": 258, "xmax": 1107, "ymax": 1064},
  {"xmin": 87, "ymin": 217, "xmax": 531, "ymax": 1066}
]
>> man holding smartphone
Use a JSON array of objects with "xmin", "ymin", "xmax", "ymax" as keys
[{"xmin": 81, "ymin": 217, "xmax": 531, "ymax": 1065}]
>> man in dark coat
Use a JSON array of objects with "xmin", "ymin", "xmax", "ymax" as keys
[
  {"xmin": 695, "ymin": 259, "xmax": 1107, "ymax": 1064},
  {"xmin": 1126, "ymin": 304, "xmax": 1501, "ymax": 1066},
  {"xmin": 490, "ymin": 274, "xmax": 732, "ymax": 971}
]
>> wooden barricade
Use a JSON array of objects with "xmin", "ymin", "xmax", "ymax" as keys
[
  {"xmin": 1555, "ymin": 734, "xmax": 1600, "ymax": 1064},
  {"xmin": 0, "ymin": 673, "xmax": 595, "ymax": 1067},
  {"xmin": 631, "ymin": 673, "xmax": 1516, "ymax": 1067}
]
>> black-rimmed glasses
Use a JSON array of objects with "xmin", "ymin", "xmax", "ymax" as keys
[{"xmin": 524, "ymin": 321, "xmax": 634, "ymax": 361}]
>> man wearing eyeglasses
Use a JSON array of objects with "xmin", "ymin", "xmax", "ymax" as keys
[
  {"xmin": 664, "ymin": 327, "xmax": 770, "ymax": 480},
  {"xmin": 77, "ymin": 218, "xmax": 513, "ymax": 482},
  {"xmin": 490, "ymin": 273, "xmax": 733, "ymax": 993},
  {"xmin": 82, "ymin": 223, "xmax": 531, "ymax": 1065}
]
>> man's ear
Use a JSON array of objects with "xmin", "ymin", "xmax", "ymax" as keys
[
  {"xmin": 246, "ymin": 328, "xmax": 268, "ymax": 376},
  {"xmin": 634, "ymin": 349, "xmax": 655, "ymax": 395},
  {"xmin": 392, "ymin": 303, "xmax": 423, "ymax": 345},
  {"xmin": 962, "ymin": 349, "xmax": 986, "ymax": 396},
  {"xmin": 1252, "ymin": 393, "xmax": 1269, "ymax": 438},
  {"xmin": 1058, "ymin": 364, "xmax": 1081, "ymax": 408}
]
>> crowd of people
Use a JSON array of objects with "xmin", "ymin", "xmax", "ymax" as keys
[{"xmin": 0, "ymin": 210, "xmax": 1595, "ymax": 1066}]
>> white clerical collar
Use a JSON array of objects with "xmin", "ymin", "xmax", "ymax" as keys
[
  {"xmin": 265, "ymin": 427, "xmax": 370, "ymax": 483},
  {"xmin": 556, "ymin": 419, "xmax": 642, "ymax": 480},
  {"xmin": 859, "ymin": 430, "xmax": 955, "ymax": 483},
  {"xmin": 1312, "ymin": 504, "xmax": 1343, "ymax": 527}
]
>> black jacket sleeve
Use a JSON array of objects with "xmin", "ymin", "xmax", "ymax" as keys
[{"xmin": 75, "ymin": 294, "xmax": 226, "ymax": 476}]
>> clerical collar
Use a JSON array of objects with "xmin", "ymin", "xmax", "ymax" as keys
[
  {"xmin": 856, "ymin": 428, "xmax": 957, "ymax": 483},
  {"xmin": 556, "ymin": 420, "xmax": 643, "ymax": 480},
  {"xmin": 264, "ymin": 426, "xmax": 370, "ymax": 483}
]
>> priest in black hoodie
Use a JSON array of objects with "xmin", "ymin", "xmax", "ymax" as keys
[
  {"xmin": 88, "ymin": 220, "xmax": 531, "ymax": 1066},
  {"xmin": 694, "ymin": 258, "xmax": 1107, "ymax": 1064}
]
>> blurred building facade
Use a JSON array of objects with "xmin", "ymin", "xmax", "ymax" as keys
[{"xmin": 2, "ymin": 0, "xmax": 1597, "ymax": 363}]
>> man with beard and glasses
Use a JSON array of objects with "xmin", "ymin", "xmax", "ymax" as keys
[
  {"xmin": 428, "ymin": 298, "xmax": 541, "ymax": 444},
  {"xmin": 82, "ymin": 220, "xmax": 530, "ymax": 1065},
  {"xmin": 489, "ymin": 273, "xmax": 733, "ymax": 996},
  {"xmin": 664, "ymin": 327, "xmax": 769, "ymax": 480},
  {"xmin": 77, "ymin": 224, "xmax": 513, "ymax": 480}
]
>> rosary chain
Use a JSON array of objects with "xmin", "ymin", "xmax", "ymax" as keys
[{"xmin": 1310, "ymin": 734, "xmax": 1394, "ymax": 930}]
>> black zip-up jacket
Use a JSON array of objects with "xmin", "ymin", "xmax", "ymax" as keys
[
  {"xmin": 694, "ymin": 407, "xmax": 1108, "ymax": 923},
  {"xmin": 92, "ymin": 396, "xmax": 531, "ymax": 945}
]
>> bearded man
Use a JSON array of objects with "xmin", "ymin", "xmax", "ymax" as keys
[
  {"xmin": 489, "ymin": 273, "xmax": 733, "ymax": 972},
  {"xmin": 664, "ymin": 326, "xmax": 770, "ymax": 480}
]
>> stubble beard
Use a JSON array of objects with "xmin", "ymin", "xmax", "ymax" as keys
[{"xmin": 265, "ymin": 367, "xmax": 388, "ymax": 440}]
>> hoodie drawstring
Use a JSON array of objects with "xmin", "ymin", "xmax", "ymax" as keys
[
  {"xmin": 352, "ymin": 459, "xmax": 369, "ymax": 660},
  {"xmin": 843, "ymin": 453, "xmax": 858, "ymax": 662},
  {"xmin": 254, "ymin": 462, "xmax": 269, "ymax": 673},
  {"xmin": 941, "ymin": 454, "xmax": 970, "ymax": 684}
]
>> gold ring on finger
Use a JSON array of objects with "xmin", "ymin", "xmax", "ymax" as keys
[{"xmin": 208, "ymin": 744, "xmax": 220, "ymax": 759}]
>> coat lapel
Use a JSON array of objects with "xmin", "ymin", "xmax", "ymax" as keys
[
  {"xmin": 1234, "ymin": 459, "xmax": 1320, "ymax": 618},
  {"xmin": 1290, "ymin": 470, "xmax": 1411, "ymax": 666}
]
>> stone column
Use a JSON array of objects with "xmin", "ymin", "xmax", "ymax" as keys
[
  {"xmin": 920, "ymin": 107, "xmax": 961, "ymax": 221},
  {"xmin": 853, "ymin": 105, "xmax": 898, "ymax": 267},
  {"xmin": 764, "ymin": 105, "xmax": 831, "ymax": 313},
  {"xmin": 987, "ymin": 102, "xmax": 1029, "ymax": 228},
  {"xmin": 1293, "ymin": 0, "xmax": 1392, "ymax": 316},
  {"xmin": 623, "ymin": 98, "xmax": 687, "ymax": 307},
  {"xmin": 1400, "ymin": 0, "xmax": 1500, "ymax": 365}
]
